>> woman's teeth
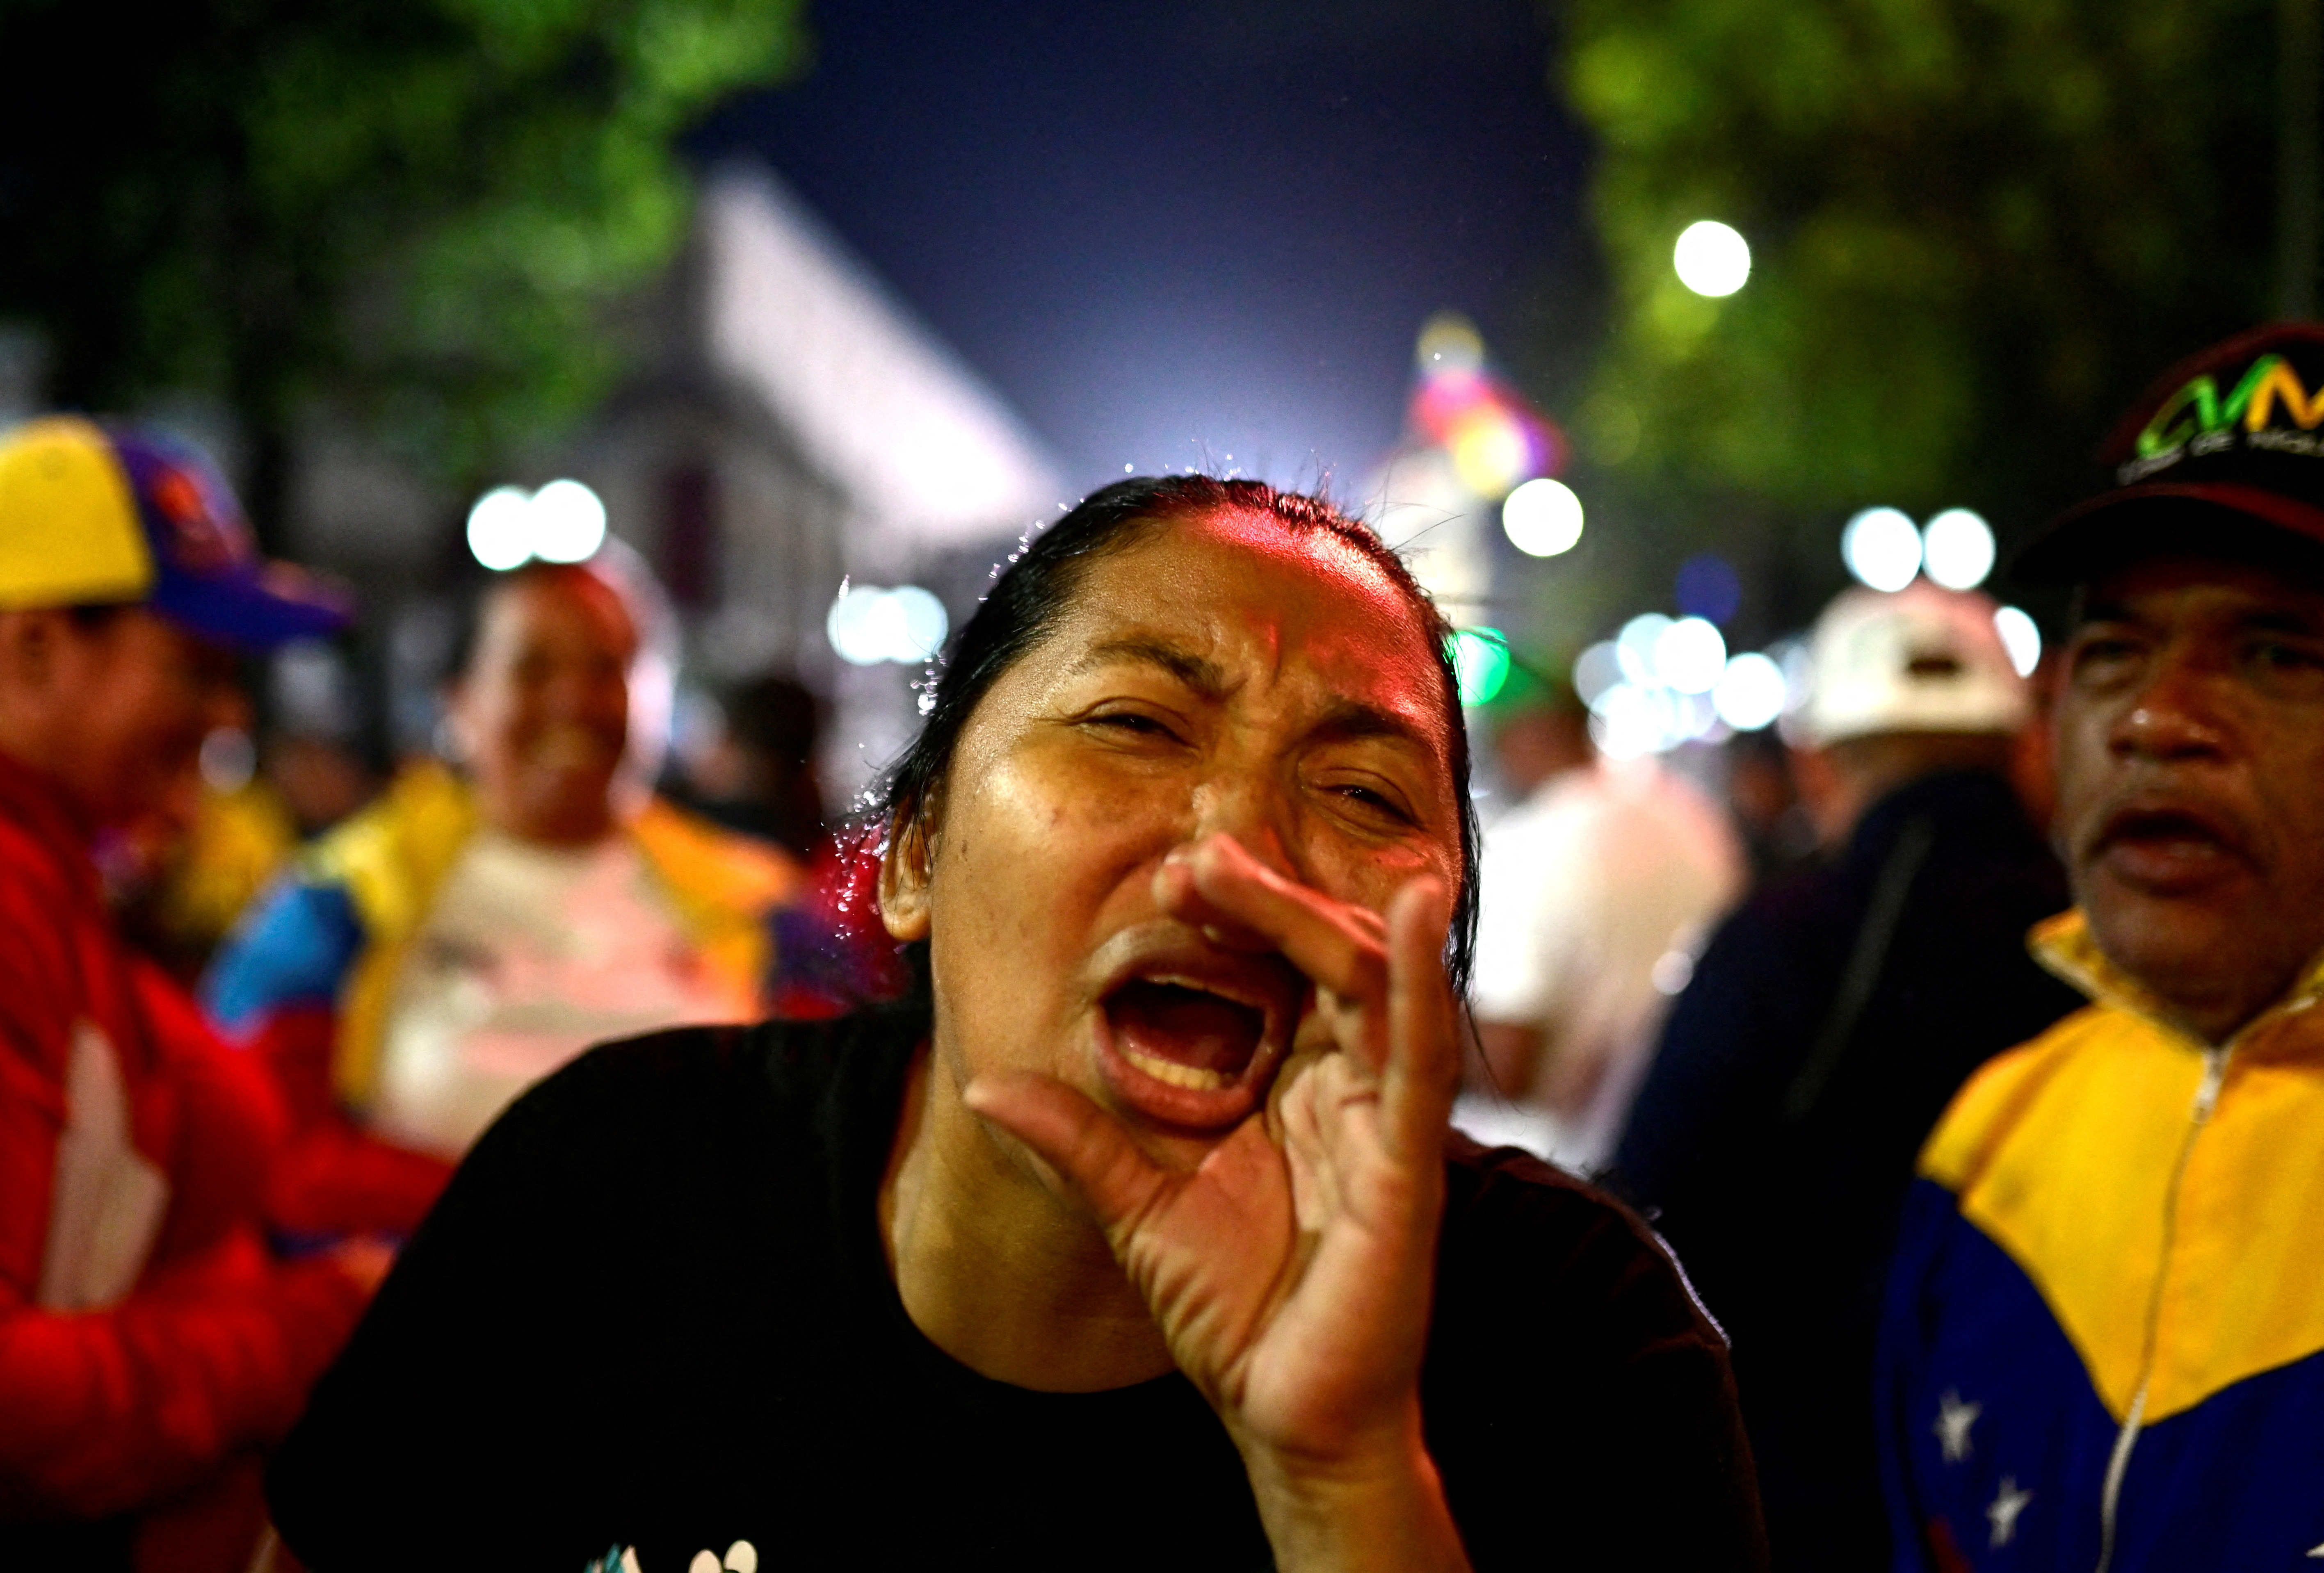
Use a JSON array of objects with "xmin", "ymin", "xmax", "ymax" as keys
[{"xmin": 1119, "ymin": 1044, "xmax": 1230, "ymax": 1091}]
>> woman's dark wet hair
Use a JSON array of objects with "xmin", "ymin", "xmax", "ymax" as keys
[{"xmin": 874, "ymin": 474, "xmax": 1482, "ymax": 996}]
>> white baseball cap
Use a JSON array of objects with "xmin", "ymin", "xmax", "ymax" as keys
[{"xmin": 1796, "ymin": 581, "xmax": 2029, "ymax": 746}]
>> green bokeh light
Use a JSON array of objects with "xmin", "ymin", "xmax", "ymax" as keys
[{"xmin": 1449, "ymin": 627, "xmax": 1511, "ymax": 707}]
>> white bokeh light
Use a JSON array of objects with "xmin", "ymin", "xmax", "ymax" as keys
[
  {"xmin": 466, "ymin": 480, "xmax": 607, "ymax": 569},
  {"xmin": 1653, "ymin": 616, "xmax": 1728, "ymax": 693},
  {"xmin": 1673, "ymin": 221, "xmax": 1752, "ymax": 298},
  {"xmin": 827, "ymin": 582, "xmax": 951, "ymax": 666},
  {"xmin": 530, "ymin": 479, "xmax": 608, "ymax": 563},
  {"xmin": 1712, "ymin": 652, "xmax": 1787, "ymax": 731},
  {"xmin": 1502, "ymin": 477, "xmax": 1585, "ymax": 557},
  {"xmin": 889, "ymin": 586, "xmax": 949, "ymax": 660},
  {"xmin": 1842, "ymin": 507, "xmax": 1923, "ymax": 592},
  {"xmin": 1615, "ymin": 613, "xmax": 1672, "ymax": 685},
  {"xmin": 466, "ymin": 486, "xmax": 534, "ymax": 571},
  {"xmin": 1921, "ymin": 508, "xmax": 1996, "ymax": 590},
  {"xmin": 1671, "ymin": 689, "xmax": 1719, "ymax": 743},
  {"xmin": 1589, "ymin": 682, "xmax": 1664, "ymax": 758},
  {"xmin": 1993, "ymin": 605, "xmax": 2041, "ymax": 677},
  {"xmin": 1573, "ymin": 640, "xmax": 1622, "ymax": 707}
]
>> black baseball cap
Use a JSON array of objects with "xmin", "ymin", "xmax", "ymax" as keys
[{"xmin": 2015, "ymin": 322, "xmax": 2324, "ymax": 584}]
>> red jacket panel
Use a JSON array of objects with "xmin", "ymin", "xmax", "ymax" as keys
[{"xmin": 0, "ymin": 755, "xmax": 367, "ymax": 1523}]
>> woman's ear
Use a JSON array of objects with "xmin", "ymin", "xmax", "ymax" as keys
[{"xmin": 878, "ymin": 803, "xmax": 935, "ymax": 942}]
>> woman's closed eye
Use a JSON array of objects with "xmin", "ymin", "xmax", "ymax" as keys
[
  {"xmin": 1321, "ymin": 776, "xmax": 1418, "ymax": 827},
  {"xmin": 1081, "ymin": 707, "xmax": 1187, "ymax": 744}
]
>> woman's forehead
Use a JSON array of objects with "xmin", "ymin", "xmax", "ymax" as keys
[
  {"xmin": 1089, "ymin": 509, "xmax": 1421, "ymax": 627},
  {"xmin": 1057, "ymin": 512, "xmax": 1448, "ymax": 718}
]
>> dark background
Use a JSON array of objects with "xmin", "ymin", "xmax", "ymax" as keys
[{"xmin": 692, "ymin": 0, "xmax": 1602, "ymax": 495}]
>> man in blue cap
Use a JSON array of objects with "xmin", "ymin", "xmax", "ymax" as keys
[
  {"xmin": 1879, "ymin": 325, "xmax": 2324, "ymax": 1569},
  {"xmin": 0, "ymin": 417, "xmax": 380, "ymax": 1571}
]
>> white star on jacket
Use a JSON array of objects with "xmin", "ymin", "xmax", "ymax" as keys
[
  {"xmin": 1934, "ymin": 1389, "xmax": 1981, "ymax": 1463},
  {"xmin": 1986, "ymin": 1476, "xmax": 2032, "ymax": 1548}
]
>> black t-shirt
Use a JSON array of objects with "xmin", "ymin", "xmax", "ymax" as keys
[{"xmin": 269, "ymin": 1010, "xmax": 1766, "ymax": 1572}]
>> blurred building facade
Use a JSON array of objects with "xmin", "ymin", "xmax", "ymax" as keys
[{"xmin": 277, "ymin": 158, "xmax": 1066, "ymax": 805}]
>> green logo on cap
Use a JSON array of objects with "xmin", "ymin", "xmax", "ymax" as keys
[{"xmin": 2137, "ymin": 353, "xmax": 2324, "ymax": 458}]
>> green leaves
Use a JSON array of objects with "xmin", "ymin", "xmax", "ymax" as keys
[
  {"xmin": 1562, "ymin": 0, "xmax": 2277, "ymax": 554},
  {"xmin": 0, "ymin": 0, "xmax": 808, "ymax": 511}
]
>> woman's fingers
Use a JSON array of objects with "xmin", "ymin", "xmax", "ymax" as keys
[
  {"xmin": 963, "ymin": 1070, "xmax": 1170, "ymax": 1232},
  {"xmin": 1159, "ymin": 835, "xmax": 1457, "ymax": 1094},
  {"xmin": 1381, "ymin": 875, "xmax": 1459, "ymax": 1165},
  {"xmin": 1157, "ymin": 836, "xmax": 1390, "ymax": 1012}
]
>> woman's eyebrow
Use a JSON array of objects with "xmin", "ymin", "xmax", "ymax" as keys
[
  {"xmin": 1074, "ymin": 637, "xmax": 1228, "ymax": 696},
  {"xmin": 1309, "ymin": 698, "xmax": 1437, "ymax": 751}
]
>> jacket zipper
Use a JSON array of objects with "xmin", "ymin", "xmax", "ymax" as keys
[{"xmin": 2091, "ymin": 1044, "xmax": 2227, "ymax": 1573}]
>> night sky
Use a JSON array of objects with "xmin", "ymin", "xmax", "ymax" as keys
[{"xmin": 692, "ymin": 0, "xmax": 1597, "ymax": 497}]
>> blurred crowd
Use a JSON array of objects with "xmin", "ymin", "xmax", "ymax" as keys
[
  {"xmin": 6, "ymin": 322, "xmax": 2324, "ymax": 1572},
  {"xmin": 0, "ymin": 420, "xmax": 903, "ymax": 1568}
]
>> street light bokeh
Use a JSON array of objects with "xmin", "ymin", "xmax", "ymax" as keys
[
  {"xmin": 827, "ymin": 581, "xmax": 950, "ymax": 665},
  {"xmin": 1501, "ymin": 476, "xmax": 1585, "ymax": 556},
  {"xmin": 1673, "ymin": 220, "xmax": 1751, "ymax": 297},
  {"xmin": 1993, "ymin": 605, "xmax": 2042, "ymax": 676},
  {"xmin": 1652, "ymin": 616, "xmax": 1728, "ymax": 693},
  {"xmin": 1841, "ymin": 506, "xmax": 1922, "ymax": 591},
  {"xmin": 1712, "ymin": 651, "xmax": 1787, "ymax": 731},
  {"xmin": 1921, "ymin": 508, "xmax": 1996, "ymax": 590},
  {"xmin": 465, "ymin": 479, "xmax": 608, "ymax": 570}
]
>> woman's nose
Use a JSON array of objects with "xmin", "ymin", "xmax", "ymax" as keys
[{"xmin": 1185, "ymin": 771, "xmax": 1302, "ymax": 882}]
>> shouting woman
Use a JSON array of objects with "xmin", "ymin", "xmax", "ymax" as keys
[{"xmin": 267, "ymin": 478, "xmax": 1765, "ymax": 1571}]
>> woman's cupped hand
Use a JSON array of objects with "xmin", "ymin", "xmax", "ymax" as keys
[{"xmin": 963, "ymin": 832, "xmax": 1470, "ymax": 1571}]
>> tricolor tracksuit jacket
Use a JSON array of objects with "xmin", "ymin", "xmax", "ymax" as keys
[{"xmin": 1879, "ymin": 910, "xmax": 2324, "ymax": 1571}]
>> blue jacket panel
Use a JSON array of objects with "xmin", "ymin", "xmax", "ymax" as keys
[
  {"xmin": 203, "ymin": 879, "xmax": 365, "ymax": 1033},
  {"xmin": 1880, "ymin": 1176, "xmax": 2324, "ymax": 1570}
]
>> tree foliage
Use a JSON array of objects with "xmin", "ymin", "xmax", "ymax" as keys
[
  {"xmin": 1560, "ymin": 0, "xmax": 2280, "ymax": 556},
  {"xmin": 0, "ymin": 0, "xmax": 808, "ymax": 533}
]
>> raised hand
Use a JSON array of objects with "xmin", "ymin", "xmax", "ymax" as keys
[{"xmin": 963, "ymin": 832, "xmax": 1472, "ymax": 1573}]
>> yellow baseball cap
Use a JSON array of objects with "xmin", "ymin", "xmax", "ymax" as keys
[{"xmin": 0, "ymin": 416, "xmax": 349, "ymax": 646}]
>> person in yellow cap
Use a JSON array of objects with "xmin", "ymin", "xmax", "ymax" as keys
[{"xmin": 0, "ymin": 417, "xmax": 380, "ymax": 1571}]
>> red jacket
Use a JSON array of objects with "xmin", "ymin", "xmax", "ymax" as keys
[{"xmin": 0, "ymin": 752, "xmax": 366, "ymax": 1539}]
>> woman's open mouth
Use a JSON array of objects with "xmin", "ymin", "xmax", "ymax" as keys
[
  {"xmin": 1107, "ymin": 979, "xmax": 1265, "ymax": 1092},
  {"xmin": 1091, "ymin": 958, "xmax": 1299, "ymax": 1131}
]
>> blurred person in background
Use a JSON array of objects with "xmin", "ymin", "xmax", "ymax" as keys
[
  {"xmin": 109, "ymin": 695, "xmax": 284, "ymax": 986},
  {"xmin": 669, "ymin": 672, "xmax": 897, "ymax": 1021},
  {"xmin": 1725, "ymin": 725, "xmax": 1820, "ymax": 882},
  {"xmin": 265, "ymin": 476, "xmax": 1767, "ymax": 1571},
  {"xmin": 1614, "ymin": 579, "xmax": 2081, "ymax": 1570},
  {"xmin": 253, "ymin": 638, "xmax": 383, "ymax": 841},
  {"xmin": 0, "ymin": 418, "xmax": 380, "ymax": 1571},
  {"xmin": 117, "ymin": 644, "xmax": 381, "ymax": 984},
  {"xmin": 1459, "ymin": 659, "xmax": 1743, "ymax": 1173},
  {"xmin": 669, "ymin": 670, "xmax": 828, "ymax": 859},
  {"xmin": 203, "ymin": 557, "xmax": 800, "ymax": 1241},
  {"xmin": 1881, "ymin": 324, "xmax": 2324, "ymax": 1570}
]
